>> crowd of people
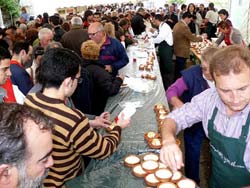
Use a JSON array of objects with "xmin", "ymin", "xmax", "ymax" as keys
[{"xmin": 0, "ymin": 1, "xmax": 249, "ymax": 188}]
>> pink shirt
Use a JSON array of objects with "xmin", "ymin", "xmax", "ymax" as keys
[{"xmin": 166, "ymin": 77, "xmax": 188, "ymax": 101}]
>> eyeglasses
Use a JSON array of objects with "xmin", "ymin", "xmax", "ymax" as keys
[
  {"xmin": 72, "ymin": 76, "xmax": 83, "ymax": 84},
  {"xmin": 88, "ymin": 30, "xmax": 100, "ymax": 37}
]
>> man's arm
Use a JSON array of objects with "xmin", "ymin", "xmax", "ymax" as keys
[
  {"xmin": 160, "ymin": 118, "xmax": 184, "ymax": 171},
  {"xmin": 112, "ymin": 41, "xmax": 129, "ymax": 71},
  {"xmin": 215, "ymin": 33, "xmax": 225, "ymax": 46},
  {"xmin": 232, "ymin": 29, "xmax": 244, "ymax": 44},
  {"xmin": 166, "ymin": 77, "xmax": 188, "ymax": 109},
  {"xmin": 183, "ymin": 26, "xmax": 203, "ymax": 42},
  {"xmin": 153, "ymin": 24, "xmax": 173, "ymax": 46},
  {"xmin": 10, "ymin": 66, "xmax": 33, "ymax": 96}
]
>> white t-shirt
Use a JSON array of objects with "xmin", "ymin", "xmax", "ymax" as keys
[
  {"xmin": 153, "ymin": 22, "xmax": 173, "ymax": 46},
  {"xmin": 205, "ymin": 10, "xmax": 219, "ymax": 24}
]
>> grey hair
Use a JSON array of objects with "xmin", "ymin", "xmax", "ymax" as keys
[
  {"xmin": 38, "ymin": 28, "xmax": 53, "ymax": 40},
  {"xmin": 96, "ymin": 22, "xmax": 104, "ymax": 32},
  {"xmin": 71, "ymin": 16, "xmax": 83, "ymax": 26},
  {"xmin": 45, "ymin": 41, "xmax": 63, "ymax": 51},
  {"xmin": 19, "ymin": 23, "xmax": 27, "ymax": 33}
]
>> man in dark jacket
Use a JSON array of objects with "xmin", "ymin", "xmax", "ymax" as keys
[
  {"xmin": 88, "ymin": 22, "xmax": 129, "ymax": 77},
  {"xmin": 131, "ymin": 8, "xmax": 146, "ymax": 35},
  {"xmin": 49, "ymin": 15, "xmax": 65, "ymax": 42},
  {"xmin": 60, "ymin": 16, "xmax": 89, "ymax": 56}
]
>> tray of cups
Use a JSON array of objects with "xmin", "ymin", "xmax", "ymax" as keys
[{"xmin": 123, "ymin": 153, "xmax": 196, "ymax": 188}]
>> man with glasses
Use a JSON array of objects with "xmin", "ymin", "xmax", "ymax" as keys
[
  {"xmin": 88, "ymin": 22, "xmax": 129, "ymax": 76},
  {"xmin": 0, "ymin": 47, "xmax": 11, "ymax": 103},
  {"xmin": 25, "ymin": 48, "xmax": 130, "ymax": 188}
]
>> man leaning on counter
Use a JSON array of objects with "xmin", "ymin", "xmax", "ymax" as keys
[{"xmin": 160, "ymin": 45, "xmax": 250, "ymax": 188}]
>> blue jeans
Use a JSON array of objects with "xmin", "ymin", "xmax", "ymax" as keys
[
  {"xmin": 174, "ymin": 56, "xmax": 187, "ymax": 80},
  {"xmin": 184, "ymin": 122, "xmax": 206, "ymax": 184}
]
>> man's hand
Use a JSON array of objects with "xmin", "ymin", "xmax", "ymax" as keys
[
  {"xmin": 100, "ymin": 111, "xmax": 110, "ymax": 121},
  {"xmin": 105, "ymin": 65, "xmax": 112, "ymax": 73},
  {"xmin": 89, "ymin": 112, "xmax": 112, "ymax": 129},
  {"xmin": 117, "ymin": 113, "xmax": 131, "ymax": 129},
  {"xmin": 118, "ymin": 74, "xmax": 125, "ymax": 80},
  {"xmin": 160, "ymin": 140, "xmax": 184, "ymax": 171}
]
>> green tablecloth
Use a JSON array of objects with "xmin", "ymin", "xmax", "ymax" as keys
[{"xmin": 67, "ymin": 41, "xmax": 170, "ymax": 188}]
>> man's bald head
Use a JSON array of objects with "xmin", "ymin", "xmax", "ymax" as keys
[{"xmin": 88, "ymin": 22, "xmax": 105, "ymax": 44}]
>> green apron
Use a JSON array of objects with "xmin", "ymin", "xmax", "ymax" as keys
[
  {"xmin": 208, "ymin": 107, "xmax": 250, "ymax": 188},
  {"xmin": 158, "ymin": 40, "xmax": 173, "ymax": 75}
]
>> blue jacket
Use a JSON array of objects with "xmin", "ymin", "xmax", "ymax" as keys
[
  {"xmin": 10, "ymin": 61, "xmax": 33, "ymax": 96},
  {"xmin": 181, "ymin": 65, "xmax": 208, "ymax": 103},
  {"xmin": 99, "ymin": 36, "xmax": 129, "ymax": 76}
]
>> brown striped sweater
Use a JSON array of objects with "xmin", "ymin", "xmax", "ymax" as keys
[{"xmin": 25, "ymin": 92, "xmax": 121, "ymax": 188}]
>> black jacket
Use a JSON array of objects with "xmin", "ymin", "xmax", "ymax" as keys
[
  {"xmin": 131, "ymin": 13, "xmax": 146, "ymax": 35},
  {"xmin": 84, "ymin": 60, "xmax": 123, "ymax": 115}
]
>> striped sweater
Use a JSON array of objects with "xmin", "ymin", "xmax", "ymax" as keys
[{"xmin": 25, "ymin": 92, "xmax": 121, "ymax": 188}]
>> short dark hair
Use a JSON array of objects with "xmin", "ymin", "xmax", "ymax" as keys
[
  {"xmin": 33, "ymin": 46, "xmax": 44, "ymax": 59},
  {"xmin": 181, "ymin": 4, "xmax": 187, "ymax": 10},
  {"xmin": 154, "ymin": 14, "xmax": 164, "ymax": 22},
  {"xmin": 37, "ymin": 48, "xmax": 81, "ymax": 89},
  {"xmin": 94, "ymin": 12, "xmax": 101, "ymax": 17},
  {"xmin": 208, "ymin": 3, "xmax": 215, "ymax": 11},
  {"xmin": 119, "ymin": 18, "xmax": 129, "ymax": 27},
  {"xmin": 218, "ymin": 9, "xmax": 229, "ymax": 17},
  {"xmin": 13, "ymin": 41, "xmax": 30, "ymax": 54},
  {"xmin": 0, "ymin": 47, "xmax": 11, "ymax": 61},
  {"xmin": 84, "ymin": 10, "xmax": 93, "ymax": 20},
  {"xmin": 182, "ymin": 12, "xmax": 192, "ymax": 19},
  {"xmin": 0, "ymin": 103, "xmax": 53, "ymax": 165},
  {"xmin": 49, "ymin": 15, "xmax": 60, "ymax": 26}
]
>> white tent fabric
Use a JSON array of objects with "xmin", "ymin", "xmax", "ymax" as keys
[
  {"xmin": 229, "ymin": 0, "xmax": 250, "ymax": 44},
  {"xmin": 0, "ymin": 8, "xmax": 4, "ymax": 28},
  {"xmin": 241, "ymin": 1, "xmax": 250, "ymax": 44},
  {"xmin": 19, "ymin": 0, "xmax": 249, "ymax": 44}
]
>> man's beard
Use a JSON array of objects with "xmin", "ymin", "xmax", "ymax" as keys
[{"xmin": 17, "ymin": 162, "xmax": 49, "ymax": 188}]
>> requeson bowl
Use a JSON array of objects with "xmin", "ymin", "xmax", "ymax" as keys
[
  {"xmin": 141, "ymin": 160, "xmax": 159, "ymax": 173},
  {"xmin": 148, "ymin": 138, "xmax": 162, "ymax": 149},
  {"xmin": 124, "ymin": 155, "xmax": 141, "ymax": 168},
  {"xmin": 154, "ymin": 168, "xmax": 172, "ymax": 182},
  {"xmin": 132, "ymin": 164, "xmax": 147, "ymax": 178},
  {"xmin": 157, "ymin": 182, "xmax": 177, "ymax": 188},
  {"xmin": 144, "ymin": 173, "xmax": 160, "ymax": 187},
  {"xmin": 143, "ymin": 153, "xmax": 159, "ymax": 162},
  {"xmin": 176, "ymin": 178, "xmax": 196, "ymax": 188},
  {"xmin": 171, "ymin": 171, "xmax": 182, "ymax": 183}
]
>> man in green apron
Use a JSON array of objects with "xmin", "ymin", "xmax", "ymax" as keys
[{"xmin": 160, "ymin": 45, "xmax": 250, "ymax": 188}]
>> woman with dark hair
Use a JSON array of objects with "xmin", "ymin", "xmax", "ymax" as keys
[
  {"xmin": 218, "ymin": 9, "xmax": 232, "ymax": 26},
  {"xmin": 187, "ymin": 3, "xmax": 202, "ymax": 35},
  {"xmin": 215, "ymin": 21, "xmax": 244, "ymax": 46},
  {"xmin": 42, "ymin": 12, "xmax": 49, "ymax": 25},
  {"xmin": 205, "ymin": 3, "xmax": 219, "ymax": 39}
]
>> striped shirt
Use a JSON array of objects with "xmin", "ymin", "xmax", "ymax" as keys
[
  {"xmin": 167, "ymin": 87, "xmax": 250, "ymax": 171},
  {"xmin": 25, "ymin": 92, "xmax": 121, "ymax": 188}
]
